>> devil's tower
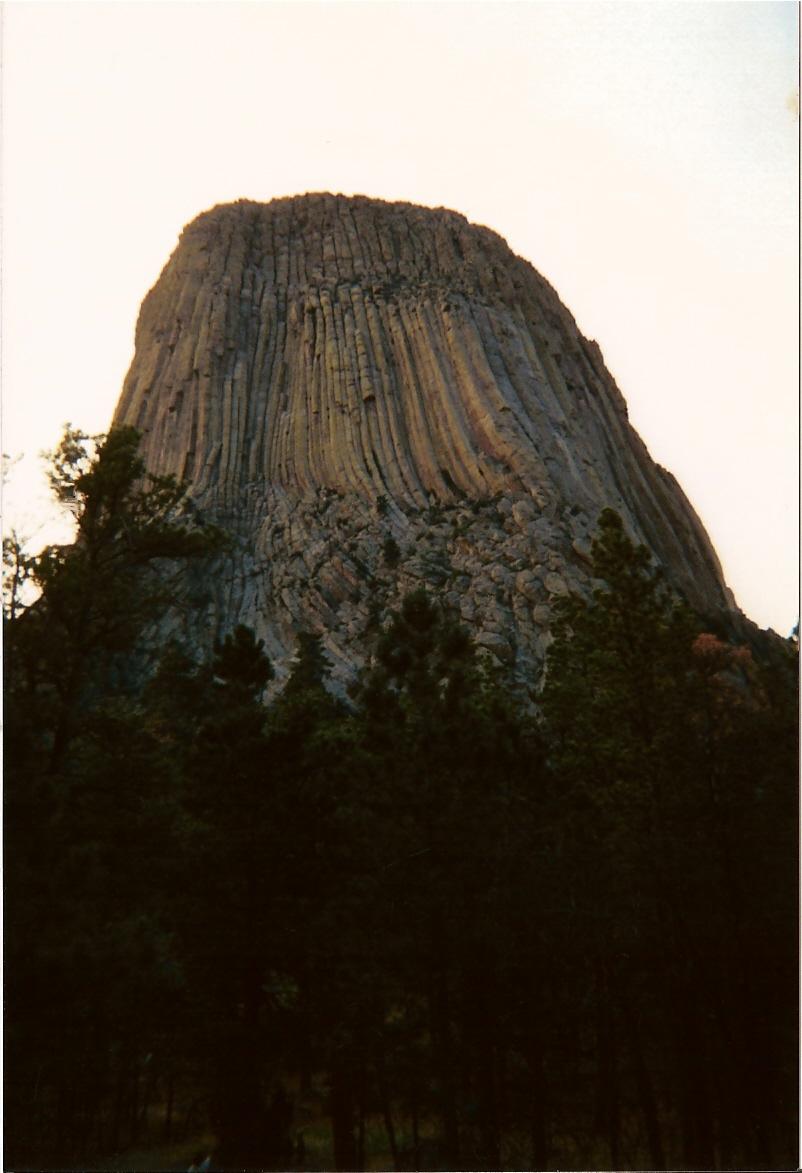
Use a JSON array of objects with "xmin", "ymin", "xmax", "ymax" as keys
[{"xmin": 113, "ymin": 194, "xmax": 736, "ymax": 689}]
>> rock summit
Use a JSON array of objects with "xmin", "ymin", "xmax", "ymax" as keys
[{"xmin": 113, "ymin": 194, "xmax": 736, "ymax": 689}]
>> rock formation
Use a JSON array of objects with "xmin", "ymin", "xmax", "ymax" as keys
[{"xmin": 112, "ymin": 194, "xmax": 736, "ymax": 691}]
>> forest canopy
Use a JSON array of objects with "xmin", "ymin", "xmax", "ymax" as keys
[{"xmin": 4, "ymin": 429, "xmax": 798, "ymax": 1172}]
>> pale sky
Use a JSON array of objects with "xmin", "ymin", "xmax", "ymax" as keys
[{"xmin": 2, "ymin": 1, "xmax": 798, "ymax": 633}]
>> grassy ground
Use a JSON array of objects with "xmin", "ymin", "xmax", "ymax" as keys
[
  {"xmin": 82, "ymin": 1109, "xmax": 424, "ymax": 1172},
  {"xmin": 84, "ymin": 1130, "xmax": 216, "ymax": 1172},
  {"xmin": 76, "ymin": 1080, "xmax": 625, "ymax": 1172}
]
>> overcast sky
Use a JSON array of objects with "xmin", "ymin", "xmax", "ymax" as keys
[{"xmin": 2, "ymin": 1, "xmax": 798, "ymax": 633}]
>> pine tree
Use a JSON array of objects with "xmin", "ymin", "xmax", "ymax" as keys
[
  {"xmin": 354, "ymin": 590, "xmax": 541, "ymax": 1169},
  {"xmin": 540, "ymin": 508, "xmax": 798, "ymax": 1168},
  {"xmin": 4, "ymin": 426, "xmax": 222, "ymax": 1167},
  {"xmin": 6, "ymin": 425, "xmax": 219, "ymax": 773}
]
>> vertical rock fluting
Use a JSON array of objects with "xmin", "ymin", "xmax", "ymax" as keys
[{"xmin": 113, "ymin": 194, "xmax": 736, "ymax": 689}]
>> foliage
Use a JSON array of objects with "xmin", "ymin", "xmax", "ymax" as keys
[
  {"xmin": 2, "ymin": 529, "xmax": 37, "ymax": 622},
  {"xmin": 382, "ymin": 534, "xmax": 401, "ymax": 568},
  {"xmin": 4, "ymin": 486, "xmax": 797, "ymax": 1171},
  {"xmin": 3, "ymin": 426, "xmax": 224, "ymax": 1167},
  {"xmin": 540, "ymin": 508, "xmax": 798, "ymax": 1168}
]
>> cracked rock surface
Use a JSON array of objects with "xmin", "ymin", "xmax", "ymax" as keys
[{"xmin": 113, "ymin": 194, "xmax": 736, "ymax": 692}]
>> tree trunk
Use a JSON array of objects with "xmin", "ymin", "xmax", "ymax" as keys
[
  {"xmin": 376, "ymin": 1056, "xmax": 400, "ymax": 1171},
  {"xmin": 411, "ymin": 1086, "xmax": 421, "ymax": 1168},
  {"xmin": 110, "ymin": 1060, "xmax": 128, "ymax": 1153},
  {"xmin": 330, "ymin": 1062, "xmax": 359, "ymax": 1172},
  {"xmin": 163, "ymin": 1070, "xmax": 175, "ymax": 1141},
  {"xmin": 527, "ymin": 1041, "xmax": 549, "ymax": 1171},
  {"xmin": 466, "ymin": 966, "xmax": 501, "ymax": 1170},
  {"xmin": 674, "ymin": 994, "xmax": 716, "ymax": 1170},
  {"xmin": 622, "ymin": 999, "xmax": 665, "ymax": 1170},
  {"xmin": 429, "ymin": 968, "xmax": 460, "ymax": 1165},
  {"xmin": 129, "ymin": 1067, "xmax": 140, "ymax": 1144},
  {"xmin": 356, "ymin": 1095, "xmax": 366, "ymax": 1172},
  {"xmin": 594, "ymin": 958, "xmax": 621, "ymax": 1169}
]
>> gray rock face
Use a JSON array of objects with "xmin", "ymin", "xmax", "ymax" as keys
[{"xmin": 113, "ymin": 194, "xmax": 736, "ymax": 691}]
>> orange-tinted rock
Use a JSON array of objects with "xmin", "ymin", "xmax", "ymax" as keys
[{"xmin": 113, "ymin": 195, "xmax": 736, "ymax": 690}]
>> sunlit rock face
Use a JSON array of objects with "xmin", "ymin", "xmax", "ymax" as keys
[{"xmin": 113, "ymin": 194, "xmax": 736, "ymax": 690}]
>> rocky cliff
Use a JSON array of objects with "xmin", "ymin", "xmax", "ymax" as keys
[{"xmin": 113, "ymin": 194, "xmax": 736, "ymax": 690}]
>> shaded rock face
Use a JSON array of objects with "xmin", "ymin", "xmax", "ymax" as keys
[{"xmin": 113, "ymin": 194, "xmax": 735, "ymax": 690}]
